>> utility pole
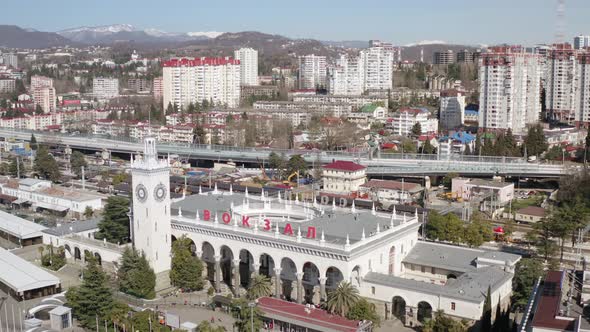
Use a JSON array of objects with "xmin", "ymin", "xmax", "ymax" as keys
[{"xmin": 16, "ymin": 156, "xmax": 20, "ymax": 179}]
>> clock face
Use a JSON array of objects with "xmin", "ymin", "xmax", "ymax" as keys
[
  {"xmin": 135, "ymin": 184, "xmax": 147, "ymax": 202},
  {"xmin": 154, "ymin": 183, "xmax": 167, "ymax": 202}
]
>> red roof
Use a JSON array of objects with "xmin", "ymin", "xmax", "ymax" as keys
[
  {"xmin": 257, "ymin": 297, "xmax": 361, "ymax": 332},
  {"xmin": 531, "ymin": 271, "xmax": 576, "ymax": 331},
  {"xmin": 418, "ymin": 134, "xmax": 436, "ymax": 141},
  {"xmin": 323, "ymin": 160, "xmax": 366, "ymax": 172},
  {"xmin": 162, "ymin": 57, "xmax": 240, "ymax": 67}
]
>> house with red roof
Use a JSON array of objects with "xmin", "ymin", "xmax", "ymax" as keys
[{"xmin": 322, "ymin": 160, "xmax": 367, "ymax": 195}]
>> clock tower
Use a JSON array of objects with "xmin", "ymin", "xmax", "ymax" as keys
[{"xmin": 130, "ymin": 136, "xmax": 171, "ymax": 275}]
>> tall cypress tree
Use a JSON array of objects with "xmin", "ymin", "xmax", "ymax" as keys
[
  {"xmin": 492, "ymin": 295, "xmax": 502, "ymax": 332},
  {"xmin": 481, "ymin": 286, "xmax": 492, "ymax": 332},
  {"xmin": 118, "ymin": 247, "xmax": 156, "ymax": 299}
]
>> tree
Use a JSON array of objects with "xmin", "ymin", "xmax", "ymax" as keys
[
  {"xmin": 70, "ymin": 151, "xmax": 88, "ymax": 177},
  {"xmin": 544, "ymin": 145, "xmax": 563, "ymax": 161},
  {"xmin": 529, "ymin": 218, "xmax": 558, "ymax": 261},
  {"xmin": 426, "ymin": 212, "xmax": 464, "ymax": 244},
  {"xmin": 118, "ymin": 247, "xmax": 156, "ymax": 299},
  {"xmin": 511, "ymin": 258, "xmax": 544, "ymax": 311},
  {"xmin": 66, "ymin": 256, "xmax": 114, "ymax": 328},
  {"xmin": 197, "ymin": 321, "xmax": 226, "ymax": 332},
  {"xmin": 96, "ymin": 196, "xmax": 130, "ymax": 244},
  {"xmin": 268, "ymin": 152, "xmax": 286, "ymax": 179},
  {"xmin": 40, "ymin": 245, "xmax": 66, "ymax": 271},
  {"xmin": 524, "ymin": 124, "xmax": 548, "ymax": 157},
  {"xmin": 34, "ymin": 145, "xmax": 61, "ymax": 182},
  {"xmin": 422, "ymin": 310, "xmax": 468, "ymax": 332},
  {"xmin": 411, "ymin": 122, "xmax": 422, "ymax": 136},
  {"xmin": 246, "ymin": 274, "xmax": 272, "ymax": 300},
  {"xmin": 442, "ymin": 172, "xmax": 458, "ymax": 188},
  {"xmin": 585, "ymin": 127, "xmax": 590, "ymax": 163},
  {"xmin": 9, "ymin": 156, "xmax": 25, "ymax": 178},
  {"xmin": 346, "ymin": 298, "xmax": 381, "ymax": 327},
  {"xmin": 481, "ymin": 286, "xmax": 492, "ymax": 332},
  {"xmin": 30, "ymin": 134, "xmax": 38, "ymax": 150},
  {"xmin": 129, "ymin": 310, "xmax": 171, "ymax": 332},
  {"xmin": 421, "ymin": 139, "xmax": 436, "ymax": 154},
  {"xmin": 400, "ymin": 138, "xmax": 417, "ymax": 153},
  {"xmin": 232, "ymin": 298, "xmax": 263, "ymax": 332},
  {"xmin": 325, "ymin": 281, "xmax": 359, "ymax": 317},
  {"xmin": 287, "ymin": 155, "xmax": 307, "ymax": 177},
  {"xmin": 35, "ymin": 104, "xmax": 44, "ymax": 115},
  {"xmin": 83, "ymin": 206, "xmax": 94, "ymax": 219},
  {"xmin": 170, "ymin": 235, "xmax": 204, "ymax": 291},
  {"xmin": 463, "ymin": 213, "xmax": 493, "ymax": 248}
]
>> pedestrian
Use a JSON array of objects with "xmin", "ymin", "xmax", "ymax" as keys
[{"xmin": 211, "ymin": 316, "xmax": 215, "ymax": 323}]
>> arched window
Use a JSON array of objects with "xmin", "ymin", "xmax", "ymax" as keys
[{"xmin": 388, "ymin": 246, "xmax": 396, "ymax": 274}]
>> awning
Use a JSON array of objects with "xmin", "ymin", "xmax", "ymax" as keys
[
  {"xmin": 12, "ymin": 198, "xmax": 30, "ymax": 205},
  {"xmin": 34, "ymin": 202, "xmax": 69, "ymax": 212}
]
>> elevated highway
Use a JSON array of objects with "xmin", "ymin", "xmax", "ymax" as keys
[{"xmin": 0, "ymin": 128, "xmax": 572, "ymax": 178}]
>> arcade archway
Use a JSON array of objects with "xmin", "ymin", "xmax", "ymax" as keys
[
  {"xmin": 417, "ymin": 301, "xmax": 433, "ymax": 323},
  {"xmin": 302, "ymin": 262, "xmax": 320, "ymax": 304},
  {"xmin": 392, "ymin": 296, "xmax": 406, "ymax": 322},
  {"xmin": 239, "ymin": 249, "xmax": 255, "ymax": 287},
  {"xmin": 280, "ymin": 257, "xmax": 297, "ymax": 301}
]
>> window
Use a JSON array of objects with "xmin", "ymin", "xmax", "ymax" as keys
[
  {"xmin": 61, "ymin": 313, "xmax": 70, "ymax": 328},
  {"xmin": 451, "ymin": 302, "xmax": 456, "ymax": 311},
  {"xmin": 431, "ymin": 267, "xmax": 436, "ymax": 274},
  {"xmin": 421, "ymin": 266, "xmax": 426, "ymax": 273},
  {"xmin": 371, "ymin": 287, "xmax": 376, "ymax": 295}
]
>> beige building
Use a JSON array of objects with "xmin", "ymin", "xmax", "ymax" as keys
[
  {"xmin": 322, "ymin": 161, "xmax": 366, "ymax": 195},
  {"xmin": 514, "ymin": 206, "xmax": 546, "ymax": 223}
]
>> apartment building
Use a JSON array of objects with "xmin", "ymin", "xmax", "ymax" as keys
[
  {"xmin": 93, "ymin": 77, "xmax": 119, "ymax": 100},
  {"xmin": 434, "ymin": 50, "xmax": 454, "ymax": 65},
  {"xmin": 253, "ymin": 100, "xmax": 352, "ymax": 117},
  {"xmin": 478, "ymin": 47, "xmax": 542, "ymax": 133},
  {"xmin": 127, "ymin": 78, "xmax": 150, "ymax": 93},
  {"xmin": 545, "ymin": 44, "xmax": 590, "ymax": 126},
  {"xmin": 0, "ymin": 110, "xmax": 110, "ymax": 131},
  {"xmin": 234, "ymin": 48, "xmax": 258, "ymax": 86},
  {"xmin": 298, "ymin": 55, "xmax": 327, "ymax": 89},
  {"xmin": 153, "ymin": 77, "xmax": 163, "ymax": 100},
  {"xmin": 388, "ymin": 108, "xmax": 439, "ymax": 136},
  {"xmin": 292, "ymin": 94, "xmax": 388, "ymax": 110},
  {"xmin": 30, "ymin": 75, "xmax": 56, "ymax": 113},
  {"xmin": 162, "ymin": 57, "xmax": 241, "ymax": 110},
  {"xmin": 574, "ymin": 35, "xmax": 590, "ymax": 50},
  {"xmin": 457, "ymin": 49, "xmax": 479, "ymax": 63},
  {"xmin": 328, "ymin": 54, "xmax": 364, "ymax": 95},
  {"xmin": 2, "ymin": 54, "xmax": 18, "ymax": 69},
  {"xmin": 361, "ymin": 44, "xmax": 394, "ymax": 91},
  {"xmin": 0, "ymin": 78, "xmax": 15, "ymax": 93},
  {"xmin": 439, "ymin": 89, "xmax": 467, "ymax": 130}
]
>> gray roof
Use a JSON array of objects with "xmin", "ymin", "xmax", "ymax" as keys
[
  {"xmin": 171, "ymin": 193, "xmax": 414, "ymax": 245},
  {"xmin": 49, "ymin": 306, "xmax": 71, "ymax": 316},
  {"xmin": 0, "ymin": 209, "xmax": 47, "ymax": 239},
  {"xmin": 18, "ymin": 178, "xmax": 48, "ymax": 187},
  {"xmin": 0, "ymin": 247, "xmax": 60, "ymax": 293},
  {"xmin": 404, "ymin": 242, "xmax": 520, "ymax": 273},
  {"xmin": 364, "ymin": 266, "xmax": 513, "ymax": 303},
  {"xmin": 363, "ymin": 241, "xmax": 521, "ymax": 303},
  {"xmin": 43, "ymin": 218, "xmax": 100, "ymax": 236}
]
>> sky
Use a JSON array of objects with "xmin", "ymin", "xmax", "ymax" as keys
[{"xmin": 3, "ymin": 0, "xmax": 589, "ymax": 45}]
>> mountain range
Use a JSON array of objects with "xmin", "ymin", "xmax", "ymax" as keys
[{"xmin": 0, "ymin": 24, "xmax": 478, "ymax": 62}]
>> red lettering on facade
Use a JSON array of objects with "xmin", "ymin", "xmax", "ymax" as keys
[
  {"xmin": 264, "ymin": 219, "xmax": 271, "ymax": 231},
  {"xmin": 222, "ymin": 212, "xmax": 231, "ymax": 224},
  {"xmin": 203, "ymin": 210, "xmax": 211, "ymax": 221},
  {"xmin": 306, "ymin": 226, "xmax": 316, "ymax": 239},
  {"xmin": 242, "ymin": 215, "xmax": 250, "ymax": 227},
  {"xmin": 283, "ymin": 223, "xmax": 293, "ymax": 236}
]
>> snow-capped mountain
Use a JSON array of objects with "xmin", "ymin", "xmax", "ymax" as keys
[
  {"xmin": 404, "ymin": 40, "xmax": 447, "ymax": 47},
  {"xmin": 56, "ymin": 24, "xmax": 222, "ymax": 44},
  {"xmin": 187, "ymin": 31, "xmax": 224, "ymax": 39}
]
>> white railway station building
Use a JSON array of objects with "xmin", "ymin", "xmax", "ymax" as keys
[{"xmin": 47, "ymin": 136, "xmax": 521, "ymax": 327}]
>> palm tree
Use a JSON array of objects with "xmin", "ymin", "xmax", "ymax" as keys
[
  {"xmin": 246, "ymin": 274, "xmax": 272, "ymax": 300},
  {"xmin": 326, "ymin": 282, "xmax": 359, "ymax": 316}
]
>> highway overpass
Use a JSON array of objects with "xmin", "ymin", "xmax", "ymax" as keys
[{"xmin": 0, "ymin": 128, "xmax": 571, "ymax": 178}]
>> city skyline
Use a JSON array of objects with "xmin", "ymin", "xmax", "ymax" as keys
[{"xmin": 2, "ymin": 0, "xmax": 590, "ymax": 45}]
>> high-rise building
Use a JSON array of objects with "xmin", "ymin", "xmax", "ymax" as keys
[
  {"xmin": 328, "ymin": 42, "xmax": 394, "ymax": 95},
  {"xmin": 574, "ymin": 35, "xmax": 590, "ymax": 50},
  {"xmin": 93, "ymin": 77, "xmax": 119, "ymax": 100},
  {"xmin": 478, "ymin": 47, "xmax": 542, "ymax": 133},
  {"xmin": 361, "ymin": 44, "xmax": 394, "ymax": 91},
  {"xmin": 30, "ymin": 75, "xmax": 56, "ymax": 113},
  {"xmin": 434, "ymin": 50, "xmax": 454, "ymax": 65},
  {"xmin": 457, "ymin": 49, "xmax": 479, "ymax": 63},
  {"xmin": 0, "ymin": 78, "xmax": 15, "ymax": 94},
  {"xmin": 298, "ymin": 55, "xmax": 327, "ymax": 89},
  {"xmin": 546, "ymin": 44, "xmax": 590, "ymax": 126},
  {"xmin": 439, "ymin": 89, "xmax": 467, "ymax": 130},
  {"xmin": 153, "ymin": 77, "xmax": 163, "ymax": 100},
  {"xmin": 2, "ymin": 53, "xmax": 18, "ymax": 69},
  {"xmin": 162, "ymin": 57, "xmax": 241, "ymax": 110},
  {"xmin": 328, "ymin": 54, "xmax": 364, "ymax": 95},
  {"xmin": 234, "ymin": 48, "xmax": 258, "ymax": 86}
]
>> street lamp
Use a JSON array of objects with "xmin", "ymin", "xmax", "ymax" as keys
[{"xmin": 248, "ymin": 301, "xmax": 257, "ymax": 332}]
